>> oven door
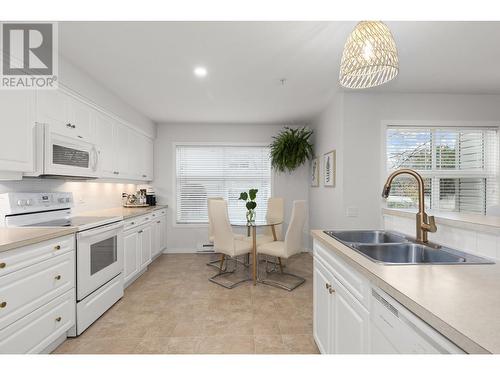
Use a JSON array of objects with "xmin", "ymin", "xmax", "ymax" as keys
[
  {"xmin": 43, "ymin": 125, "xmax": 99, "ymax": 178},
  {"xmin": 76, "ymin": 221, "xmax": 124, "ymax": 301}
]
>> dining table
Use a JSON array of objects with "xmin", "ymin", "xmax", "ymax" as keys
[{"xmin": 230, "ymin": 218, "xmax": 283, "ymax": 285}]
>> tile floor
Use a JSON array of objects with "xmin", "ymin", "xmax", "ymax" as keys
[{"xmin": 54, "ymin": 252, "xmax": 319, "ymax": 354}]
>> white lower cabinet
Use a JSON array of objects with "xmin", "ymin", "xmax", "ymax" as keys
[
  {"xmin": 313, "ymin": 239, "xmax": 464, "ymax": 354},
  {"xmin": 313, "ymin": 259, "xmax": 334, "ymax": 353},
  {"xmin": 123, "ymin": 209, "xmax": 166, "ymax": 288},
  {"xmin": 0, "ymin": 235, "xmax": 76, "ymax": 354},
  {"xmin": 333, "ymin": 278, "xmax": 370, "ymax": 354},
  {"xmin": 123, "ymin": 230, "xmax": 140, "ymax": 285},
  {"xmin": 139, "ymin": 225, "xmax": 152, "ymax": 269},
  {"xmin": 313, "ymin": 257, "xmax": 369, "ymax": 354}
]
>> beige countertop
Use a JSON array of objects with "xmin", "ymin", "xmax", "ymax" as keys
[
  {"xmin": 311, "ymin": 229, "xmax": 500, "ymax": 354},
  {"xmin": 0, "ymin": 227, "xmax": 77, "ymax": 253},
  {"xmin": 81, "ymin": 205, "xmax": 168, "ymax": 220}
]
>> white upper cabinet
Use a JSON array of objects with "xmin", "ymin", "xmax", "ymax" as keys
[
  {"xmin": 112, "ymin": 122, "xmax": 130, "ymax": 178},
  {"xmin": 94, "ymin": 111, "xmax": 114, "ymax": 177},
  {"xmin": 1, "ymin": 86, "xmax": 154, "ymax": 181},
  {"xmin": 126, "ymin": 128, "xmax": 154, "ymax": 181},
  {"xmin": 36, "ymin": 90, "xmax": 92, "ymax": 141},
  {"xmin": 0, "ymin": 90, "xmax": 35, "ymax": 173}
]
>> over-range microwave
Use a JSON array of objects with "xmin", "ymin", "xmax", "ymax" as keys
[{"xmin": 27, "ymin": 123, "xmax": 100, "ymax": 179}]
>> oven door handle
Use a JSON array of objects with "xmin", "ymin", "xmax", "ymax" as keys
[{"xmin": 77, "ymin": 221, "xmax": 123, "ymax": 239}]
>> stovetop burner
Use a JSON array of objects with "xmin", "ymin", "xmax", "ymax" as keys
[{"xmin": 25, "ymin": 216, "xmax": 122, "ymax": 231}]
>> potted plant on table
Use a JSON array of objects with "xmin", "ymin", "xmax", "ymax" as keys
[{"xmin": 239, "ymin": 189, "xmax": 258, "ymax": 224}]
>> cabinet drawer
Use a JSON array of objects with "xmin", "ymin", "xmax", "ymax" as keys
[
  {"xmin": 0, "ymin": 289, "xmax": 75, "ymax": 354},
  {"xmin": 314, "ymin": 240, "xmax": 371, "ymax": 308},
  {"xmin": 124, "ymin": 213, "xmax": 152, "ymax": 231},
  {"xmin": 0, "ymin": 235, "xmax": 74, "ymax": 278},
  {"xmin": 0, "ymin": 251, "xmax": 75, "ymax": 330},
  {"xmin": 151, "ymin": 209, "xmax": 166, "ymax": 218}
]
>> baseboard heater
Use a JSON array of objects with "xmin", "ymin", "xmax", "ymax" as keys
[{"xmin": 196, "ymin": 243, "xmax": 215, "ymax": 253}]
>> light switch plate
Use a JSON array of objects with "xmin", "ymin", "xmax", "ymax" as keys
[{"xmin": 346, "ymin": 206, "xmax": 358, "ymax": 217}]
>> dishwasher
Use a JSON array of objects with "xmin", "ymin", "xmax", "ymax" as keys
[{"xmin": 370, "ymin": 287, "xmax": 465, "ymax": 354}]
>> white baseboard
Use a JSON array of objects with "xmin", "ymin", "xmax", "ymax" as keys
[{"xmin": 163, "ymin": 248, "xmax": 198, "ymax": 254}]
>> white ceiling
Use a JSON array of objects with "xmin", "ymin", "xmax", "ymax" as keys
[{"xmin": 59, "ymin": 21, "xmax": 500, "ymax": 124}]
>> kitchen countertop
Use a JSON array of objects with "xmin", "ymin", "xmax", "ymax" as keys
[
  {"xmin": 81, "ymin": 205, "xmax": 168, "ymax": 220},
  {"xmin": 311, "ymin": 229, "xmax": 500, "ymax": 354},
  {"xmin": 0, "ymin": 227, "xmax": 77, "ymax": 253}
]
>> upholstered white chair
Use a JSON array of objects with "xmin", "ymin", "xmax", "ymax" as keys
[
  {"xmin": 208, "ymin": 199, "xmax": 252, "ymax": 288},
  {"xmin": 257, "ymin": 200, "xmax": 307, "ymax": 291},
  {"xmin": 258, "ymin": 197, "xmax": 284, "ymax": 243},
  {"xmin": 207, "ymin": 198, "xmax": 247, "ymax": 268}
]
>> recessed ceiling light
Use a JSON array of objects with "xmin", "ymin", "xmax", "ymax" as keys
[{"xmin": 193, "ymin": 66, "xmax": 207, "ymax": 78}]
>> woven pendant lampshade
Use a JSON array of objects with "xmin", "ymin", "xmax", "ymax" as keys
[{"xmin": 339, "ymin": 21, "xmax": 399, "ymax": 89}]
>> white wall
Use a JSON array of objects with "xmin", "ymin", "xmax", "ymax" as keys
[
  {"xmin": 308, "ymin": 92, "xmax": 345, "ymax": 237},
  {"xmin": 310, "ymin": 92, "xmax": 500, "ymax": 232},
  {"xmin": 153, "ymin": 123, "xmax": 310, "ymax": 252},
  {"xmin": 59, "ymin": 56, "xmax": 156, "ymax": 137},
  {"xmin": 0, "ymin": 179, "xmax": 137, "ymax": 214}
]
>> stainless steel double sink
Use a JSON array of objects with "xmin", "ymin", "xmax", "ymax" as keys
[{"xmin": 323, "ymin": 230, "xmax": 494, "ymax": 265}]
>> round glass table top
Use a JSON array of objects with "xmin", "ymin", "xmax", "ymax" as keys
[{"xmin": 230, "ymin": 218, "xmax": 283, "ymax": 227}]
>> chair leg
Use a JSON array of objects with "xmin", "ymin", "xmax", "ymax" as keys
[
  {"xmin": 209, "ymin": 254, "xmax": 251, "ymax": 289},
  {"xmin": 258, "ymin": 256, "xmax": 305, "ymax": 291},
  {"xmin": 207, "ymin": 253, "xmax": 249, "ymax": 269}
]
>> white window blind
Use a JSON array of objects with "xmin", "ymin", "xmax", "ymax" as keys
[
  {"xmin": 176, "ymin": 144, "xmax": 272, "ymax": 224},
  {"xmin": 386, "ymin": 126, "xmax": 499, "ymax": 215}
]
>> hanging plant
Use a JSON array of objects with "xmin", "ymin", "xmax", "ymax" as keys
[{"xmin": 270, "ymin": 126, "xmax": 314, "ymax": 173}]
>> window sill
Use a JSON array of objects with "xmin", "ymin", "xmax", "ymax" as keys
[{"xmin": 382, "ymin": 208, "xmax": 500, "ymax": 234}]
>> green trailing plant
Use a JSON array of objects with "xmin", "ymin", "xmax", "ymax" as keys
[
  {"xmin": 270, "ymin": 126, "xmax": 314, "ymax": 173},
  {"xmin": 239, "ymin": 189, "xmax": 258, "ymax": 223}
]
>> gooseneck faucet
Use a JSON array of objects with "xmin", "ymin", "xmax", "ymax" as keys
[{"xmin": 382, "ymin": 168, "xmax": 437, "ymax": 243}]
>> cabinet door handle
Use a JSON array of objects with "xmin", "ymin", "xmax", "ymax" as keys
[
  {"xmin": 0, "ymin": 301, "xmax": 6, "ymax": 308},
  {"xmin": 130, "ymin": 221, "xmax": 135, "ymax": 225},
  {"xmin": 157, "ymin": 221, "xmax": 161, "ymax": 224},
  {"xmin": 54, "ymin": 245, "xmax": 61, "ymax": 250},
  {"xmin": 138, "ymin": 230, "xmax": 143, "ymax": 234},
  {"xmin": 328, "ymin": 287, "xmax": 335, "ymax": 294},
  {"xmin": 54, "ymin": 275, "xmax": 62, "ymax": 280},
  {"xmin": 113, "ymin": 171, "xmax": 120, "ymax": 175},
  {"xmin": 142, "ymin": 174, "xmax": 147, "ymax": 178},
  {"xmin": 55, "ymin": 316, "xmax": 62, "ymax": 322},
  {"xmin": 0, "ymin": 262, "xmax": 5, "ymax": 269},
  {"xmin": 325, "ymin": 283, "xmax": 331, "ymax": 290},
  {"xmin": 66, "ymin": 123, "xmax": 72, "ymax": 128}
]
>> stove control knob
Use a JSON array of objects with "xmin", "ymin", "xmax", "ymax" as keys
[
  {"xmin": 26, "ymin": 199, "xmax": 32, "ymax": 206},
  {"xmin": 17, "ymin": 199, "xmax": 26, "ymax": 206},
  {"xmin": 58, "ymin": 198, "xmax": 65, "ymax": 203}
]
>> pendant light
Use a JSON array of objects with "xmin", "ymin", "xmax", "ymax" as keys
[{"xmin": 339, "ymin": 21, "xmax": 399, "ymax": 89}]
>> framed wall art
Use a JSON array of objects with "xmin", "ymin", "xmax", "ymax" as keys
[{"xmin": 323, "ymin": 150, "xmax": 336, "ymax": 187}]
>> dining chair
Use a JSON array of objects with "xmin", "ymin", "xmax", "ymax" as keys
[
  {"xmin": 256, "ymin": 200, "xmax": 307, "ymax": 291},
  {"xmin": 261, "ymin": 197, "xmax": 284, "ymax": 242},
  {"xmin": 208, "ymin": 199, "xmax": 252, "ymax": 288},
  {"xmin": 207, "ymin": 197, "xmax": 246, "ymax": 268}
]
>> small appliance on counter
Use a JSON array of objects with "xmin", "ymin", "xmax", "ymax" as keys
[
  {"xmin": 122, "ymin": 188, "xmax": 156, "ymax": 207},
  {"xmin": 146, "ymin": 188, "xmax": 156, "ymax": 206}
]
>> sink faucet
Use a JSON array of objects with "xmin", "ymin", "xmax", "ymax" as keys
[{"xmin": 382, "ymin": 168, "xmax": 437, "ymax": 243}]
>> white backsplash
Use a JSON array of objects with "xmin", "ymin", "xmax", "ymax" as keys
[
  {"xmin": 383, "ymin": 214, "xmax": 500, "ymax": 261},
  {"xmin": 0, "ymin": 179, "xmax": 138, "ymax": 214}
]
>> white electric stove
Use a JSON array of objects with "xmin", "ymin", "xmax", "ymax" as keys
[{"xmin": 0, "ymin": 192, "xmax": 124, "ymax": 336}]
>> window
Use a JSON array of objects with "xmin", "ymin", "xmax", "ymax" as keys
[
  {"xmin": 386, "ymin": 126, "xmax": 499, "ymax": 214},
  {"xmin": 175, "ymin": 144, "xmax": 272, "ymax": 224}
]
